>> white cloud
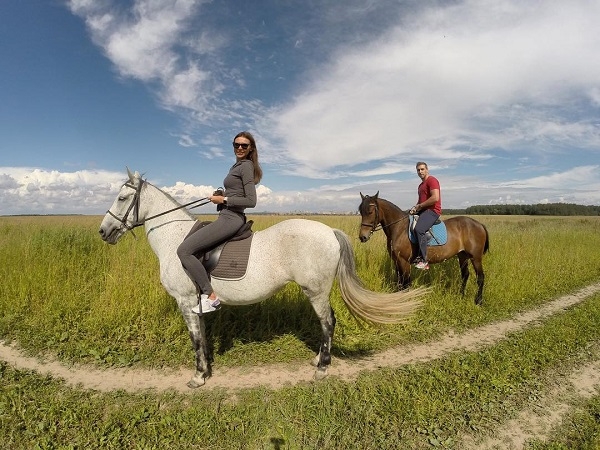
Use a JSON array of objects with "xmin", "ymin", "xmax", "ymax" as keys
[
  {"xmin": 267, "ymin": 0, "xmax": 600, "ymax": 177},
  {"xmin": 0, "ymin": 168, "xmax": 125, "ymax": 215}
]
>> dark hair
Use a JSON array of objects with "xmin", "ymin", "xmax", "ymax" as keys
[
  {"xmin": 415, "ymin": 161, "xmax": 428, "ymax": 169},
  {"xmin": 234, "ymin": 131, "xmax": 263, "ymax": 184}
]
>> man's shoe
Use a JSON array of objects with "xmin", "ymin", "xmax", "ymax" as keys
[{"xmin": 415, "ymin": 260, "xmax": 429, "ymax": 270}]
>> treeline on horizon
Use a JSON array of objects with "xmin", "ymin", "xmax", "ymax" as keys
[
  {"xmin": 3, "ymin": 202, "xmax": 600, "ymax": 217},
  {"xmin": 450, "ymin": 203, "xmax": 600, "ymax": 216}
]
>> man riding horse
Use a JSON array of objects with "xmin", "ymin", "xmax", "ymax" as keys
[{"xmin": 409, "ymin": 162, "xmax": 441, "ymax": 270}]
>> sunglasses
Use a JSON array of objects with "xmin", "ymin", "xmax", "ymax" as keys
[{"xmin": 233, "ymin": 142, "xmax": 250, "ymax": 149}]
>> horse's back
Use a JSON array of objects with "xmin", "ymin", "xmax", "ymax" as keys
[
  {"xmin": 213, "ymin": 218, "xmax": 341, "ymax": 304},
  {"xmin": 442, "ymin": 215, "xmax": 488, "ymax": 254},
  {"xmin": 257, "ymin": 218, "xmax": 337, "ymax": 240},
  {"xmin": 254, "ymin": 219, "xmax": 339, "ymax": 255}
]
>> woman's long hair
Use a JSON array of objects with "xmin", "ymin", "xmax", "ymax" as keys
[{"xmin": 235, "ymin": 131, "xmax": 263, "ymax": 184}]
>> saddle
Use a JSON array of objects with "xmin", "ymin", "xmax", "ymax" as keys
[
  {"xmin": 408, "ymin": 215, "xmax": 448, "ymax": 246},
  {"xmin": 186, "ymin": 220, "xmax": 254, "ymax": 279}
]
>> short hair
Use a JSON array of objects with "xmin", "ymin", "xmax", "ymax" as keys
[{"xmin": 416, "ymin": 161, "xmax": 428, "ymax": 169}]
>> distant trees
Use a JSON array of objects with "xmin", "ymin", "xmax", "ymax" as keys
[{"xmin": 464, "ymin": 203, "xmax": 600, "ymax": 216}]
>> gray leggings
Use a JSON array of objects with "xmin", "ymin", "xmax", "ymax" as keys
[{"xmin": 177, "ymin": 209, "xmax": 245, "ymax": 296}]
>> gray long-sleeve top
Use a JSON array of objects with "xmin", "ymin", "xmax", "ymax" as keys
[{"xmin": 223, "ymin": 159, "xmax": 256, "ymax": 213}]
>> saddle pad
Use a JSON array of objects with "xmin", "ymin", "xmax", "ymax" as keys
[
  {"xmin": 210, "ymin": 235, "xmax": 253, "ymax": 280},
  {"xmin": 409, "ymin": 216, "xmax": 448, "ymax": 246}
]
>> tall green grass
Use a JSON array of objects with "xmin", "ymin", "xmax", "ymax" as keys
[
  {"xmin": 2, "ymin": 293, "xmax": 600, "ymax": 449},
  {"xmin": 0, "ymin": 215, "xmax": 599, "ymax": 370},
  {"xmin": 2, "ymin": 215, "xmax": 600, "ymax": 449}
]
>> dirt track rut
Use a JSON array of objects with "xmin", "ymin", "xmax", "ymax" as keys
[{"xmin": 2, "ymin": 283, "xmax": 599, "ymax": 395}]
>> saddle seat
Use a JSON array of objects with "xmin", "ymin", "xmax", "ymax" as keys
[
  {"xmin": 408, "ymin": 215, "xmax": 448, "ymax": 247},
  {"xmin": 186, "ymin": 220, "xmax": 254, "ymax": 278}
]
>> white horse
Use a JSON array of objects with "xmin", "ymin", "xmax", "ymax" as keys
[{"xmin": 99, "ymin": 169, "xmax": 426, "ymax": 388}]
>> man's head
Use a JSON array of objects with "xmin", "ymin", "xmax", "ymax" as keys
[{"xmin": 416, "ymin": 162, "xmax": 429, "ymax": 180}]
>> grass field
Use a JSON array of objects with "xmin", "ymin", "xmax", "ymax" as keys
[{"xmin": 1, "ymin": 214, "xmax": 600, "ymax": 449}]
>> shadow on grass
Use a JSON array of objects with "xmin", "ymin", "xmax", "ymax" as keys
[{"xmin": 201, "ymin": 288, "xmax": 386, "ymax": 363}]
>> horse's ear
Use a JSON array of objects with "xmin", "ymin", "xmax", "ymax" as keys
[
  {"xmin": 126, "ymin": 167, "xmax": 134, "ymax": 182},
  {"xmin": 360, "ymin": 192, "xmax": 365, "ymax": 200},
  {"xmin": 374, "ymin": 191, "xmax": 379, "ymax": 199}
]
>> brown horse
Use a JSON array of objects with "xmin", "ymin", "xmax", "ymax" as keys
[{"xmin": 358, "ymin": 192, "xmax": 489, "ymax": 305}]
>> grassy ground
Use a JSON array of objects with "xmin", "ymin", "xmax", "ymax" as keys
[{"xmin": 1, "ymin": 214, "xmax": 600, "ymax": 448}]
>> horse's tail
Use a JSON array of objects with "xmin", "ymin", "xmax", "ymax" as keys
[
  {"xmin": 482, "ymin": 223, "xmax": 490, "ymax": 254},
  {"xmin": 333, "ymin": 229, "xmax": 427, "ymax": 325}
]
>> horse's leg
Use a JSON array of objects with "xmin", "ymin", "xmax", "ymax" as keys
[
  {"xmin": 471, "ymin": 257, "xmax": 485, "ymax": 306},
  {"xmin": 396, "ymin": 258, "xmax": 412, "ymax": 290},
  {"xmin": 306, "ymin": 290, "xmax": 336, "ymax": 380},
  {"xmin": 457, "ymin": 252, "xmax": 470, "ymax": 297},
  {"xmin": 180, "ymin": 308, "xmax": 211, "ymax": 388}
]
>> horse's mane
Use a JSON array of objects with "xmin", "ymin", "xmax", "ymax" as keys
[
  {"xmin": 143, "ymin": 179, "xmax": 197, "ymax": 221},
  {"xmin": 359, "ymin": 194, "xmax": 408, "ymax": 217},
  {"xmin": 378, "ymin": 197, "xmax": 408, "ymax": 217}
]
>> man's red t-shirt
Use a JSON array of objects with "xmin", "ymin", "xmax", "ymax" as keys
[{"xmin": 418, "ymin": 176, "xmax": 442, "ymax": 215}]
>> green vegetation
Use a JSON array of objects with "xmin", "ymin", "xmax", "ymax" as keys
[
  {"xmin": 526, "ymin": 394, "xmax": 600, "ymax": 449},
  {"xmin": 1, "ymin": 214, "xmax": 600, "ymax": 448},
  {"xmin": 466, "ymin": 203, "xmax": 600, "ymax": 216}
]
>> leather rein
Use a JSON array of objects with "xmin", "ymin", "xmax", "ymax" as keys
[{"xmin": 106, "ymin": 179, "xmax": 210, "ymax": 236}]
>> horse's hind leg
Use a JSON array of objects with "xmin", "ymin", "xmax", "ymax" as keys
[
  {"xmin": 471, "ymin": 257, "xmax": 485, "ymax": 305},
  {"xmin": 457, "ymin": 252, "xmax": 470, "ymax": 297},
  {"xmin": 306, "ymin": 291, "xmax": 336, "ymax": 380}
]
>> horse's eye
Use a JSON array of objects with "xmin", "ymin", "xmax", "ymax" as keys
[{"xmin": 118, "ymin": 196, "xmax": 127, "ymax": 201}]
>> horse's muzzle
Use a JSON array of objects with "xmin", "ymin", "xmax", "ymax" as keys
[{"xmin": 98, "ymin": 225, "xmax": 123, "ymax": 244}]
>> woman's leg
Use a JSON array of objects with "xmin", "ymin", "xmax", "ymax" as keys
[{"xmin": 177, "ymin": 211, "xmax": 244, "ymax": 295}]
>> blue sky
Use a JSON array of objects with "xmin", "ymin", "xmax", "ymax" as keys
[{"xmin": 1, "ymin": 0, "xmax": 599, "ymax": 215}]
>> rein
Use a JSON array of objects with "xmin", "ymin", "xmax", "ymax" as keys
[{"xmin": 107, "ymin": 179, "xmax": 210, "ymax": 237}]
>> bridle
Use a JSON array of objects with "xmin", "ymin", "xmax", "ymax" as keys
[
  {"xmin": 361, "ymin": 198, "xmax": 409, "ymax": 238},
  {"xmin": 106, "ymin": 179, "xmax": 210, "ymax": 235}
]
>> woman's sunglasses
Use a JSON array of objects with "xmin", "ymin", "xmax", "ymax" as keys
[{"xmin": 233, "ymin": 142, "xmax": 250, "ymax": 149}]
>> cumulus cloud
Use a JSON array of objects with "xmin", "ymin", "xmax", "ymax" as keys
[
  {"xmin": 267, "ymin": 0, "xmax": 600, "ymax": 177},
  {"xmin": 6, "ymin": 0, "xmax": 594, "ymax": 215},
  {"xmin": 0, "ymin": 168, "xmax": 126, "ymax": 215}
]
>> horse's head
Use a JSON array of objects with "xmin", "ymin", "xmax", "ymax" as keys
[
  {"xmin": 99, "ymin": 168, "xmax": 146, "ymax": 244},
  {"xmin": 358, "ymin": 191, "xmax": 380, "ymax": 242}
]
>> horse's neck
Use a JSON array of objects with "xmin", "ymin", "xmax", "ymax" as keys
[
  {"xmin": 141, "ymin": 184, "xmax": 196, "ymax": 258},
  {"xmin": 379, "ymin": 200, "xmax": 408, "ymax": 233}
]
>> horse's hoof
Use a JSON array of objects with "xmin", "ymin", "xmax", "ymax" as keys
[
  {"xmin": 314, "ymin": 367, "xmax": 328, "ymax": 380},
  {"xmin": 186, "ymin": 375, "xmax": 206, "ymax": 389}
]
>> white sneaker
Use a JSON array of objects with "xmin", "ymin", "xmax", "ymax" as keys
[{"xmin": 191, "ymin": 294, "xmax": 219, "ymax": 314}]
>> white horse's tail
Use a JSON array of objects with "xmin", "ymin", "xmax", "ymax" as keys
[{"xmin": 333, "ymin": 229, "xmax": 427, "ymax": 325}]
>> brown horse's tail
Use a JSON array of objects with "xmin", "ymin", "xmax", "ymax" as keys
[
  {"xmin": 482, "ymin": 224, "xmax": 490, "ymax": 254},
  {"xmin": 333, "ymin": 229, "xmax": 427, "ymax": 325}
]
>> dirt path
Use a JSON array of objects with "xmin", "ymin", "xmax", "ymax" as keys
[
  {"xmin": 1, "ymin": 283, "xmax": 599, "ymax": 394},
  {"xmin": 459, "ymin": 358, "xmax": 600, "ymax": 449}
]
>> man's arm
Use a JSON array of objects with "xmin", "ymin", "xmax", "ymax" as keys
[{"xmin": 416, "ymin": 188, "xmax": 439, "ymax": 211}]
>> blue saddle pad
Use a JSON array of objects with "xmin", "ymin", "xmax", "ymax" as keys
[{"xmin": 409, "ymin": 216, "xmax": 448, "ymax": 246}]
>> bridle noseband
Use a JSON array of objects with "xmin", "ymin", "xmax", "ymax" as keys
[
  {"xmin": 361, "ymin": 198, "xmax": 409, "ymax": 238},
  {"xmin": 361, "ymin": 201, "xmax": 382, "ymax": 238},
  {"xmin": 107, "ymin": 180, "xmax": 144, "ymax": 232}
]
